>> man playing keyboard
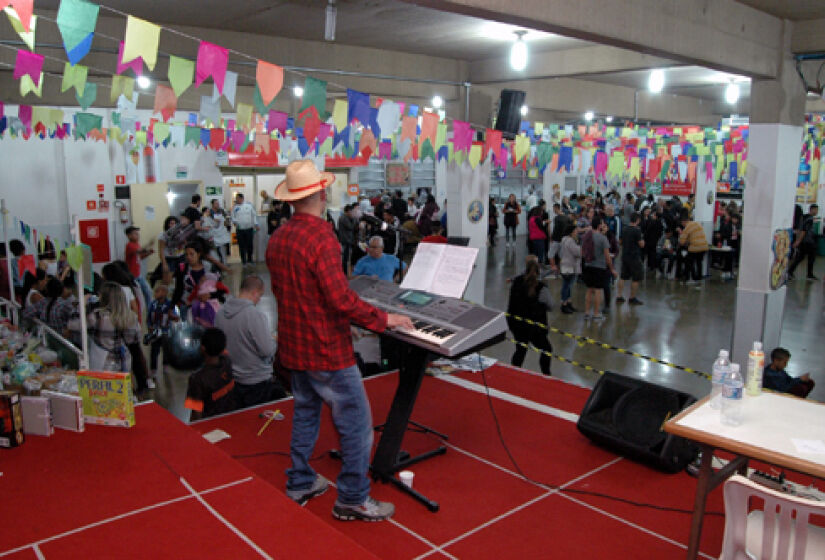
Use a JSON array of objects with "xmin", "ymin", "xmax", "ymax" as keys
[{"xmin": 266, "ymin": 160, "xmax": 413, "ymax": 523}]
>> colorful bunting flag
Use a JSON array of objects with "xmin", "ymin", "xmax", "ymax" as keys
[
  {"xmin": 61, "ymin": 61, "xmax": 87, "ymax": 95},
  {"xmin": 110, "ymin": 75, "xmax": 135, "ymax": 103},
  {"xmin": 195, "ymin": 41, "xmax": 229, "ymax": 93},
  {"xmin": 255, "ymin": 60, "xmax": 283, "ymax": 107},
  {"xmin": 1, "ymin": 0, "xmax": 32, "ymax": 32},
  {"xmin": 56, "ymin": 0, "xmax": 98, "ymax": 65},
  {"xmin": 19, "ymin": 71, "xmax": 42, "ymax": 97},
  {"xmin": 168, "ymin": 55, "xmax": 194, "ymax": 97},
  {"xmin": 4, "ymin": 6, "xmax": 36, "ymax": 50},
  {"xmin": 347, "ymin": 89, "xmax": 370, "ymax": 126},
  {"xmin": 300, "ymin": 76, "xmax": 327, "ymax": 118},
  {"xmin": 122, "ymin": 15, "xmax": 160, "ymax": 71},
  {"xmin": 76, "ymin": 81, "xmax": 97, "ymax": 110},
  {"xmin": 116, "ymin": 41, "xmax": 143, "ymax": 77},
  {"xmin": 13, "ymin": 49, "xmax": 43, "ymax": 86},
  {"xmin": 153, "ymin": 84, "xmax": 177, "ymax": 122}
]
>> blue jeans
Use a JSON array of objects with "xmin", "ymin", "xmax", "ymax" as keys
[
  {"xmin": 135, "ymin": 276, "xmax": 152, "ymax": 315},
  {"xmin": 287, "ymin": 364, "xmax": 373, "ymax": 505},
  {"xmin": 561, "ymin": 273, "xmax": 576, "ymax": 302}
]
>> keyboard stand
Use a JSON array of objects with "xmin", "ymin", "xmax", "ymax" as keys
[{"xmin": 370, "ymin": 343, "xmax": 446, "ymax": 513}]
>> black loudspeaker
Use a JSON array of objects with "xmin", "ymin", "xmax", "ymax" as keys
[
  {"xmin": 494, "ymin": 89, "xmax": 526, "ymax": 137},
  {"xmin": 576, "ymin": 372, "xmax": 698, "ymax": 473}
]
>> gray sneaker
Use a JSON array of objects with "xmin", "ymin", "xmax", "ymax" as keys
[
  {"xmin": 332, "ymin": 496, "xmax": 395, "ymax": 522},
  {"xmin": 286, "ymin": 475, "xmax": 329, "ymax": 506}
]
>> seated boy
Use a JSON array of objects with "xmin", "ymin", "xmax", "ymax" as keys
[
  {"xmin": 185, "ymin": 328, "xmax": 238, "ymax": 420},
  {"xmin": 763, "ymin": 347, "xmax": 815, "ymax": 398}
]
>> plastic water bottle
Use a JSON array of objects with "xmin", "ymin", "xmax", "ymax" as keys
[
  {"xmin": 709, "ymin": 350, "xmax": 730, "ymax": 410},
  {"xmin": 721, "ymin": 363, "xmax": 744, "ymax": 426},
  {"xmin": 745, "ymin": 341, "xmax": 765, "ymax": 396}
]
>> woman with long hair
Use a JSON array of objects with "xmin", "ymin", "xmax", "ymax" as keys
[
  {"xmin": 502, "ymin": 193, "xmax": 521, "ymax": 248},
  {"xmin": 417, "ymin": 194, "xmax": 440, "ymax": 237},
  {"xmin": 87, "ymin": 282, "xmax": 144, "ymax": 392},
  {"xmin": 506, "ymin": 255, "xmax": 553, "ymax": 376},
  {"xmin": 21, "ymin": 269, "xmax": 47, "ymax": 308}
]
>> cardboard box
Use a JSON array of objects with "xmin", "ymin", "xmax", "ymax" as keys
[
  {"xmin": 0, "ymin": 391, "xmax": 25, "ymax": 447},
  {"xmin": 77, "ymin": 371, "xmax": 135, "ymax": 428}
]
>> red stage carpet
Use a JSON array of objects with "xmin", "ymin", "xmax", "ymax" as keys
[
  {"xmin": 192, "ymin": 364, "xmax": 730, "ymax": 559},
  {"xmin": 0, "ymin": 403, "xmax": 378, "ymax": 560}
]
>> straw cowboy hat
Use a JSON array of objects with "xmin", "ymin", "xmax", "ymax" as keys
[{"xmin": 274, "ymin": 160, "xmax": 336, "ymax": 201}]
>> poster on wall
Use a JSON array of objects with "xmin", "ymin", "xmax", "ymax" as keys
[
  {"xmin": 386, "ymin": 163, "xmax": 410, "ymax": 187},
  {"xmin": 796, "ymin": 157, "xmax": 816, "ymax": 203},
  {"xmin": 770, "ymin": 228, "xmax": 792, "ymax": 290}
]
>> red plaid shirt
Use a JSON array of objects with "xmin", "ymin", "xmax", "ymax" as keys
[{"xmin": 266, "ymin": 212, "xmax": 387, "ymax": 371}]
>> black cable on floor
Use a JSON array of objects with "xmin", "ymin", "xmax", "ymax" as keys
[{"xmin": 476, "ymin": 363, "xmax": 723, "ymax": 517}]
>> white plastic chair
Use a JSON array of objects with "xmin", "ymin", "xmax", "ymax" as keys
[{"xmin": 720, "ymin": 474, "xmax": 825, "ymax": 560}]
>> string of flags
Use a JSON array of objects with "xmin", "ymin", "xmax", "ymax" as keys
[
  {"xmin": 1, "ymin": 0, "xmax": 824, "ymax": 182},
  {"xmin": 12, "ymin": 216, "xmax": 86, "ymax": 276}
]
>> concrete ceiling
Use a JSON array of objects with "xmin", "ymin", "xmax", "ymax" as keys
[
  {"xmin": 584, "ymin": 66, "xmax": 752, "ymax": 103},
  {"xmin": 35, "ymin": 0, "xmax": 593, "ymax": 61},
  {"xmin": 734, "ymin": 0, "xmax": 825, "ymax": 21}
]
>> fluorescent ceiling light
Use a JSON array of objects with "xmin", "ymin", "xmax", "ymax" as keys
[
  {"xmin": 325, "ymin": 0, "xmax": 336, "ymax": 41},
  {"xmin": 725, "ymin": 82, "xmax": 740, "ymax": 104},
  {"xmin": 520, "ymin": 105, "xmax": 528, "ymax": 117},
  {"xmin": 648, "ymin": 69, "xmax": 665, "ymax": 93},
  {"xmin": 584, "ymin": 111, "xmax": 594, "ymax": 122},
  {"xmin": 432, "ymin": 95, "xmax": 443, "ymax": 109},
  {"xmin": 293, "ymin": 85, "xmax": 304, "ymax": 97},
  {"xmin": 510, "ymin": 31, "xmax": 528, "ymax": 71},
  {"xmin": 136, "ymin": 75, "xmax": 151, "ymax": 89}
]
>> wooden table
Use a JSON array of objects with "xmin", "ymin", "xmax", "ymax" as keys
[{"xmin": 664, "ymin": 392, "xmax": 825, "ymax": 559}]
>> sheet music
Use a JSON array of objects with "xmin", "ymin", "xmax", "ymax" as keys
[{"xmin": 401, "ymin": 243, "xmax": 478, "ymax": 298}]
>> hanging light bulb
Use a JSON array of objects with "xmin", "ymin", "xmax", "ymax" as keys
[
  {"xmin": 432, "ymin": 95, "xmax": 443, "ymax": 109},
  {"xmin": 584, "ymin": 111, "xmax": 594, "ymax": 122},
  {"xmin": 509, "ymin": 31, "xmax": 528, "ymax": 71},
  {"xmin": 293, "ymin": 85, "xmax": 304, "ymax": 97},
  {"xmin": 136, "ymin": 76, "xmax": 151, "ymax": 89},
  {"xmin": 648, "ymin": 69, "xmax": 665, "ymax": 93},
  {"xmin": 605, "ymin": 116, "xmax": 614, "ymax": 123},
  {"xmin": 324, "ymin": 0, "xmax": 337, "ymax": 41},
  {"xmin": 520, "ymin": 105, "xmax": 528, "ymax": 117},
  {"xmin": 725, "ymin": 82, "xmax": 740, "ymax": 104}
]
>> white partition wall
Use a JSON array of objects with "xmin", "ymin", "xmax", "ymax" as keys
[{"xmin": 444, "ymin": 158, "xmax": 491, "ymax": 304}]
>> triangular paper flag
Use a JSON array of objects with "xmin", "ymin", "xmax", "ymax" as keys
[
  {"xmin": 199, "ymin": 95, "xmax": 220, "ymax": 126},
  {"xmin": 116, "ymin": 41, "xmax": 143, "ymax": 77},
  {"xmin": 56, "ymin": 0, "xmax": 98, "ymax": 61},
  {"xmin": 61, "ymin": 61, "xmax": 87, "ymax": 95},
  {"xmin": 14, "ymin": 49, "xmax": 43, "ymax": 86},
  {"xmin": 256, "ymin": 60, "xmax": 283, "ymax": 106},
  {"xmin": 153, "ymin": 121, "xmax": 170, "ymax": 144},
  {"xmin": 154, "ymin": 84, "xmax": 177, "ymax": 122},
  {"xmin": 19, "ymin": 71, "xmax": 43, "ymax": 97},
  {"xmin": 168, "ymin": 55, "xmax": 194, "ymax": 97},
  {"xmin": 110, "ymin": 75, "xmax": 134, "ymax": 103},
  {"xmin": 75, "ymin": 112, "xmax": 102, "ymax": 137},
  {"xmin": 195, "ymin": 41, "xmax": 228, "ymax": 93},
  {"xmin": 300, "ymin": 76, "xmax": 327, "ymax": 117},
  {"xmin": 122, "ymin": 16, "xmax": 160, "ymax": 71},
  {"xmin": 211, "ymin": 70, "xmax": 237, "ymax": 107},
  {"xmin": 5, "ymin": 7, "xmax": 36, "ymax": 50},
  {"xmin": 236, "ymin": 103, "xmax": 253, "ymax": 131},
  {"xmin": 332, "ymin": 99, "xmax": 348, "ymax": 131},
  {"xmin": 2, "ymin": 0, "xmax": 32, "ymax": 32},
  {"xmin": 75, "ymin": 80, "xmax": 96, "ymax": 109}
]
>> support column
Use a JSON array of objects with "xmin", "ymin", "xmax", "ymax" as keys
[
  {"xmin": 731, "ymin": 22, "xmax": 806, "ymax": 367},
  {"xmin": 443, "ymin": 158, "xmax": 491, "ymax": 304}
]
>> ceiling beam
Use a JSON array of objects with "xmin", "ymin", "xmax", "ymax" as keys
[
  {"xmin": 403, "ymin": 0, "xmax": 783, "ymax": 79},
  {"xmin": 469, "ymin": 44, "xmax": 677, "ymax": 83},
  {"xmin": 792, "ymin": 19, "xmax": 825, "ymax": 54}
]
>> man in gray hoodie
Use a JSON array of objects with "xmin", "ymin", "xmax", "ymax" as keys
[{"xmin": 215, "ymin": 275, "xmax": 285, "ymax": 407}]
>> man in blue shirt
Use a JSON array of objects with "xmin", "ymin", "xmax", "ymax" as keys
[{"xmin": 352, "ymin": 236, "xmax": 405, "ymax": 282}]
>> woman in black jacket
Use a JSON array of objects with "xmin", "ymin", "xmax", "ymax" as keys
[{"xmin": 506, "ymin": 255, "xmax": 553, "ymax": 376}]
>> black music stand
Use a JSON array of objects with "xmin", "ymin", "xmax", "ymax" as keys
[{"xmin": 369, "ymin": 334, "xmax": 505, "ymax": 513}]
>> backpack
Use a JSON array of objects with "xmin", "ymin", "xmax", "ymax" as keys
[{"xmin": 581, "ymin": 230, "xmax": 595, "ymax": 263}]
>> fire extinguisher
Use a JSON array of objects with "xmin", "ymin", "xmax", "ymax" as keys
[{"xmin": 115, "ymin": 201, "xmax": 129, "ymax": 224}]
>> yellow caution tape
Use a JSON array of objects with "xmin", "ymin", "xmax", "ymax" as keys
[{"xmin": 505, "ymin": 313, "xmax": 711, "ymax": 380}]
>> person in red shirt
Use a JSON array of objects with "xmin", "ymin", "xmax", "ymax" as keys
[
  {"xmin": 267, "ymin": 160, "xmax": 413, "ymax": 522},
  {"xmin": 124, "ymin": 226, "xmax": 153, "ymax": 308},
  {"xmin": 420, "ymin": 223, "xmax": 448, "ymax": 244}
]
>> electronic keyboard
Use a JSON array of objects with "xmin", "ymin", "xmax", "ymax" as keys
[{"xmin": 350, "ymin": 276, "xmax": 506, "ymax": 357}]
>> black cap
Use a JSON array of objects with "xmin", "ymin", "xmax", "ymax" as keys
[{"xmin": 124, "ymin": 226, "xmax": 139, "ymax": 235}]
